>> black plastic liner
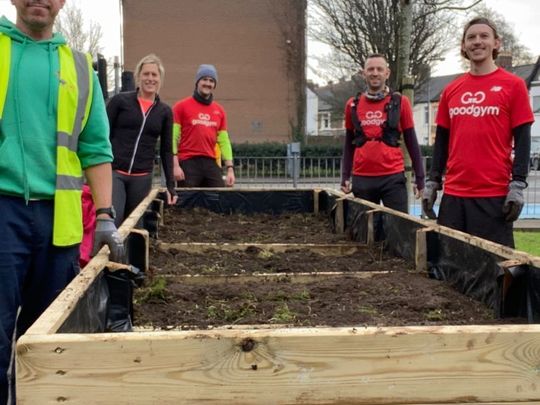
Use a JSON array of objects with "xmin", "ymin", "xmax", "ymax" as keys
[
  {"xmin": 176, "ymin": 189, "xmax": 314, "ymax": 214},
  {"xmin": 58, "ymin": 269, "xmax": 137, "ymax": 333},
  {"xmin": 426, "ymin": 233, "xmax": 505, "ymax": 312},
  {"xmin": 382, "ymin": 213, "xmax": 424, "ymax": 261},
  {"xmin": 58, "ymin": 272, "xmax": 108, "ymax": 333},
  {"xmin": 425, "ymin": 232, "xmax": 540, "ymax": 322},
  {"xmin": 344, "ymin": 200, "xmax": 369, "ymax": 243}
]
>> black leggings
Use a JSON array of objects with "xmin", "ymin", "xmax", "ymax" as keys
[{"xmin": 112, "ymin": 171, "xmax": 153, "ymax": 227}]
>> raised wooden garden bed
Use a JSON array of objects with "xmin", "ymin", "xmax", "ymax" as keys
[{"xmin": 16, "ymin": 188, "xmax": 540, "ymax": 404}]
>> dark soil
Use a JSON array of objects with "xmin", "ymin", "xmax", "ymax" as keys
[
  {"xmin": 133, "ymin": 207, "xmax": 521, "ymax": 330},
  {"xmin": 133, "ymin": 272, "xmax": 504, "ymax": 329},
  {"xmin": 159, "ymin": 207, "xmax": 345, "ymax": 244}
]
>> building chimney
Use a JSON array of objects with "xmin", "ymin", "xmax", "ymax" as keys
[{"xmin": 496, "ymin": 51, "xmax": 513, "ymax": 70}]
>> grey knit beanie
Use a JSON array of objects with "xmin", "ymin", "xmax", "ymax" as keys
[{"xmin": 195, "ymin": 64, "xmax": 218, "ymax": 85}]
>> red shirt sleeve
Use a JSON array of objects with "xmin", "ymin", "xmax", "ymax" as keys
[
  {"xmin": 399, "ymin": 95, "xmax": 414, "ymax": 131},
  {"xmin": 435, "ymin": 87, "xmax": 450, "ymax": 129},
  {"xmin": 510, "ymin": 78, "xmax": 534, "ymax": 129},
  {"xmin": 219, "ymin": 104, "xmax": 227, "ymax": 132}
]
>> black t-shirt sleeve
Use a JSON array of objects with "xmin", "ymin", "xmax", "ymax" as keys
[
  {"xmin": 429, "ymin": 125, "xmax": 450, "ymax": 183},
  {"xmin": 512, "ymin": 123, "xmax": 531, "ymax": 182}
]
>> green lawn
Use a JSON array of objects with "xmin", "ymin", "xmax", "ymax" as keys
[{"xmin": 514, "ymin": 231, "xmax": 540, "ymax": 256}]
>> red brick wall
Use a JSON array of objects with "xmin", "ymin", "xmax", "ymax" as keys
[{"xmin": 122, "ymin": 0, "xmax": 306, "ymax": 143}]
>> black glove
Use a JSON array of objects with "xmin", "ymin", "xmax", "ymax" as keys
[
  {"xmin": 502, "ymin": 180, "xmax": 526, "ymax": 222},
  {"xmin": 421, "ymin": 180, "xmax": 440, "ymax": 219},
  {"xmin": 92, "ymin": 218, "xmax": 125, "ymax": 262}
]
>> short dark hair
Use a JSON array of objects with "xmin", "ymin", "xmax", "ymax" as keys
[
  {"xmin": 461, "ymin": 17, "xmax": 500, "ymax": 60},
  {"xmin": 366, "ymin": 53, "xmax": 388, "ymax": 63}
]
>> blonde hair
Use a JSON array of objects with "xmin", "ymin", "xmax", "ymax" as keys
[{"xmin": 134, "ymin": 53, "xmax": 165, "ymax": 88}]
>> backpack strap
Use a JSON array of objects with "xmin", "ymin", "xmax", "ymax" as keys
[
  {"xmin": 385, "ymin": 92, "xmax": 401, "ymax": 130},
  {"xmin": 350, "ymin": 92, "xmax": 368, "ymax": 148},
  {"xmin": 381, "ymin": 92, "xmax": 402, "ymax": 147}
]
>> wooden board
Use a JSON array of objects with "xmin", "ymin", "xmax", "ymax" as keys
[
  {"xmin": 157, "ymin": 271, "xmax": 390, "ymax": 285},
  {"xmin": 157, "ymin": 242, "xmax": 364, "ymax": 256},
  {"xmin": 17, "ymin": 325, "xmax": 540, "ymax": 404}
]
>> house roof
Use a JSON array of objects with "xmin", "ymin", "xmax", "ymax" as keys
[
  {"xmin": 313, "ymin": 74, "xmax": 366, "ymax": 111},
  {"xmin": 415, "ymin": 59, "xmax": 540, "ymax": 103},
  {"xmin": 414, "ymin": 73, "xmax": 463, "ymax": 103},
  {"xmin": 310, "ymin": 57, "xmax": 540, "ymax": 109}
]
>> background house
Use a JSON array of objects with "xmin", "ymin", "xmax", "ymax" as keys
[
  {"xmin": 308, "ymin": 75, "xmax": 365, "ymax": 138},
  {"xmin": 121, "ymin": 0, "xmax": 306, "ymax": 144},
  {"xmin": 413, "ymin": 73, "xmax": 461, "ymax": 145}
]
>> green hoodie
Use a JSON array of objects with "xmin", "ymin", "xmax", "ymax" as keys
[{"xmin": 0, "ymin": 16, "xmax": 112, "ymax": 200}]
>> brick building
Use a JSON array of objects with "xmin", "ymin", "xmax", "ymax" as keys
[{"xmin": 121, "ymin": 0, "xmax": 306, "ymax": 143}]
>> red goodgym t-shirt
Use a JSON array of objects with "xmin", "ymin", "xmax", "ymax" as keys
[
  {"xmin": 436, "ymin": 68, "xmax": 534, "ymax": 197},
  {"xmin": 345, "ymin": 93, "xmax": 415, "ymax": 176},
  {"xmin": 172, "ymin": 96, "xmax": 227, "ymax": 161}
]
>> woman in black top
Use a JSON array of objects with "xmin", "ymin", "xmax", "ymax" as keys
[{"xmin": 107, "ymin": 54, "xmax": 177, "ymax": 226}]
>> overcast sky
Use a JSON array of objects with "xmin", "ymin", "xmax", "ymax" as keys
[{"xmin": 0, "ymin": 0, "xmax": 538, "ymax": 82}]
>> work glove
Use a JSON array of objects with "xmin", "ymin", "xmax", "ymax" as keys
[
  {"xmin": 502, "ymin": 180, "xmax": 526, "ymax": 222},
  {"xmin": 92, "ymin": 218, "xmax": 125, "ymax": 263},
  {"xmin": 421, "ymin": 180, "xmax": 441, "ymax": 219}
]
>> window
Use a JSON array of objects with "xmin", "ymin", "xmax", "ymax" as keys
[
  {"xmin": 320, "ymin": 112, "xmax": 331, "ymax": 129},
  {"xmin": 533, "ymin": 96, "xmax": 540, "ymax": 114},
  {"xmin": 424, "ymin": 105, "xmax": 429, "ymax": 124}
]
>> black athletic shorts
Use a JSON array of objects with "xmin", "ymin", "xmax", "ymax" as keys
[
  {"xmin": 437, "ymin": 194, "xmax": 514, "ymax": 247},
  {"xmin": 178, "ymin": 156, "xmax": 225, "ymax": 188},
  {"xmin": 351, "ymin": 172, "xmax": 408, "ymax": 213}
]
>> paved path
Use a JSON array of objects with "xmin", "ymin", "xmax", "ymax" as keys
[{"xmin": 514, "ymin": 219, "xmax": 540, "ymax": 231}]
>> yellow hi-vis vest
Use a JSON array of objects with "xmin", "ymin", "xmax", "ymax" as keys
[{"xmin": 0, "ymin": 34, "xmax": 94, "ymax": 246}]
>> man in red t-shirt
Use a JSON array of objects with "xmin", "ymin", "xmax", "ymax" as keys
[
  {"xmin": 341, "ymin": 54, "xmax": 425, "ymax": 213},
  {"xmin": 422, "ymin": 17, "xmax": 534, "ymax": 247},
  {"xmin": 172, "ymin": 64, "xmax": 235, "ymax": 187}
]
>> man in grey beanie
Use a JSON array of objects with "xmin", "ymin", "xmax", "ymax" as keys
[{"xmin": 172, "ymin": 64, "xmax": 235, "ymax": 187}]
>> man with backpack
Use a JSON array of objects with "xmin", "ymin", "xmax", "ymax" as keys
[{"xmin": 341, "ymin": 54, "xmax": 424, "ymax": 213}]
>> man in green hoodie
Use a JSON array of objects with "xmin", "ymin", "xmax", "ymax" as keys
[{"xmin": 0, "ymin": 2, "xmax": 123, "ymax": 403}]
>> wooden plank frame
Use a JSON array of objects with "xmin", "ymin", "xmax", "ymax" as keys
[{"xmin": 16, "ymin": 187, "xmax": 540, "ymax": 404}]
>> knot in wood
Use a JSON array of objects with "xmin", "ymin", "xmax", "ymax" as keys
[{"xmin": 241, "ymin": 338, "xmax": 256, "ymax": 352}]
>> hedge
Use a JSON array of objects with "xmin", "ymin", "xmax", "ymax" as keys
[{"xmin": 233, "ymin": 141, "xmax": 433, "ymax": 158}]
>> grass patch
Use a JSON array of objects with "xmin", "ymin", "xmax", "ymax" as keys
[
  {"xmin": 357, "ymin": 305, "xmax": 378, "ymax": 316},
  {"xmin": 425, "ymin": 308, "xmax": 445, "ymax": 321},
  {"xmin": 205, "ymin": 298, "xmax": 256, "ymax": 323},
  {"xmin": 270, "ymin": 303, "xmax": 296, "ymax": 323},
  {"xmin": 136, "ymin": 276, "xmax": 168, "ymax": 303},
  {"xmin": 514, "ymin": 231, "xmax": 540, "ymax": 256}
]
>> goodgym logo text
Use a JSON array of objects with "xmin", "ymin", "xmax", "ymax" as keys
[
  {"xmin": 192, "ymin": 112, "xmax": 218, "ymax": 127},
  {"xmin": 361, "ymin": 110, "xmax": 385, "ymax": 126},
  {"xmin": 449, "ymin": 91, "xmax": 500, "ymax": 118}
]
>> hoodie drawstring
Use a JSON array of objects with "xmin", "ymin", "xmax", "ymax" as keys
[
  {"xmin": 47, "ymin": 43, "xmax": 54, "ymax": 116},
  {"xmin": 13, "ymin": 37, "xmax": 30, "ymax": 202}
]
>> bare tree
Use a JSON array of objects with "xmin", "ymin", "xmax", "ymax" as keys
[
  {"xmin": 463, "ymin": 4, "xmax": 534, "ymax": 67},
  {"xmin": 309, "ymin": 0, "xmax": 481, "ymax": 89},
  {"xmin": 54, "ymin": 3, "xmax": 103, "ymax": 56}
]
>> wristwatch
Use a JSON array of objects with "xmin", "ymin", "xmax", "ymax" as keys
[{"xmin": 96, "ymin": 206, "xmax": 116, "ymax": 219}]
